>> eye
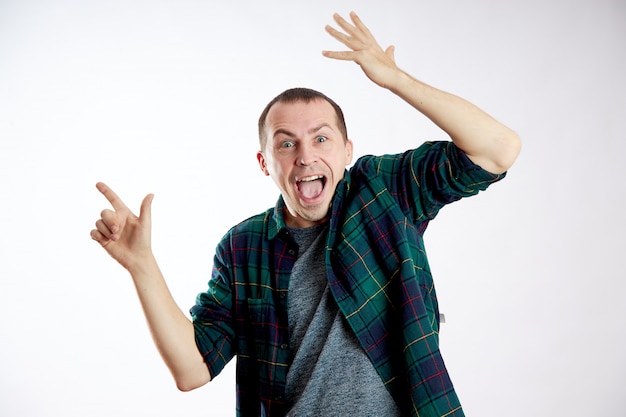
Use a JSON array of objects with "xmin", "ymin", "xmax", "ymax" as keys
[
  {"xmin": 281, "ymin": 140, "xmax": 295, "ymax": 148},
  {"xmin": 316, "ymin": 136, "xmax": 328, "ymax": 143}
]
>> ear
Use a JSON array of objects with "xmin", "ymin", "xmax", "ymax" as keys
[
  {"xmin": 344, "ymin": 139, "xmax": 354, "ymax": 166},
  {"xmin": 256, "ymin": 151, "xmax": 270, "ymax": 176}
]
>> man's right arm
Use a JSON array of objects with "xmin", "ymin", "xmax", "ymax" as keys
[
  {"xmin": 323, "ymin": 11, "xmax": 521, "ymax": 175},
  {"xmin": 90, "ymin": 182, "xmax": 211, "ymax": 391}
]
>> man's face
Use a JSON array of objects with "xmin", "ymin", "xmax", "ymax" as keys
[{"xmin": 257, "ymin": 99, "xmax": 353, "ymax": 228}]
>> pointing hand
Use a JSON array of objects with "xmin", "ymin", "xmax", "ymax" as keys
[{"xmin": 90, "ymin": 182, "xmax": 154, "ymax": 270}]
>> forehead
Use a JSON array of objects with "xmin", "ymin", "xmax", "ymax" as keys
[{"xmin": 265, "ymin": 99, "xmax": 338, "ymax": 135}]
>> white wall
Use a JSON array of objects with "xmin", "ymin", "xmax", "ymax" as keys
[{"xmin": 1, "ymin": 1, "xmax": 624, "ymax": 416}]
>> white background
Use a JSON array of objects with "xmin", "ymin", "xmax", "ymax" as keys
[{"xmin": 1, "ymin": 0, "xmax": 624, "ymax": 416}]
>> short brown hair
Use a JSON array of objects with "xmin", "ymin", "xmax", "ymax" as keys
[{"xmin": 258, "ymin": 87, "xmax": 348, "ymax": 150}]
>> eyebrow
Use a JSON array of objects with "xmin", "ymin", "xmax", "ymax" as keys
[{"xmin": 272, "ymin": 123, "xmax": 335, "ymax": 139}]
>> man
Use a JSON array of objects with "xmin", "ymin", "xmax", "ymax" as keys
[{"xmin": 91, "ymin": 11, "xmax": 520, "ymax": 417}]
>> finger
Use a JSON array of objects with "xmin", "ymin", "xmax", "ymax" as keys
[
  {"xmin": 324, "ymin": 24, "xmax": 367, "ymax": 57},
  {"xmin": 96, "ymin": 182, "xmax": 130, "ymax": 212},
  {"xmin": 347, "ymin": 11, "xmax": 374, "ymax": 38},
  {"xmin": 322, "ymin": 49, "xmax": 358, "ymax": 62},
  {"xmin": 139, "ymin": 193, "xmax": 154, "ymax": 224},
  {"xmin": 95, "ymin": 218, "xmax": 117, "ymax": 241},
  {"xmin": 331, "ymin": 13, "xmax": 358, "ymax": 37},
  {"xmin": 325, "ymin": 24, "xmax": 354, "ymax": 45},
  {"xmin": 90, "ymin": 228, "xmax": 111, "ymax": 246},
  {"xmin": 100, "ymin": 208, "xmax": 120, "ymax": 234},
  {"xmin": 332, "ymin": 11, "xmax": 374, "ymax": 42}
]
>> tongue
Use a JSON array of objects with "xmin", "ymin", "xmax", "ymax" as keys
[{"xmin": 299, "ymin": 179, "xmax": 323, "ymax": 199}]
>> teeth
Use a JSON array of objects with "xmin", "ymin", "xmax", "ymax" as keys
[{"xmin": 297, "ymin": 175, "xmax": 324, "ymax": 183}]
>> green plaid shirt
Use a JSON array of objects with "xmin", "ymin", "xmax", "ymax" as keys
[{"xmin": 191, "ymin": 141, "xmax": 505, "ymax": 417}]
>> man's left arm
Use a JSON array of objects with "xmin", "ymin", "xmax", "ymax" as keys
[{"xmin": 323, "ymin": 11, "xmax": 521, "ymax": 174}]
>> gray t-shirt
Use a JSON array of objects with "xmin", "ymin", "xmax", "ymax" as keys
[{"xmin": 284, "ymin": 224, "xmax": 402, "ymax": 417}]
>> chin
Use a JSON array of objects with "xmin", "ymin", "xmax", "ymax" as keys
[{"xmin": 291, "ymin": 208, "xmax": 329, "ymax": 227}]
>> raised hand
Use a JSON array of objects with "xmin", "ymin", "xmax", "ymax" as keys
[
  {"xmin": 90, "ymin": 182, "xmax": 154, "ymax": 271},
  {"xmin": 323, "ymin": 11, "xmax": 401, "ymax": 89},
  {"xmin": 90, "ymin": 182, "xmax": 211, "ymax": 388}
]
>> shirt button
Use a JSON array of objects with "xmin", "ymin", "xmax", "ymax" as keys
[
  {"xmin": 288, "ymin": 249, "xmax": 296, "ymax": 256},
  {"xmin": 280, "ymin": 343, "xmax": 288, "ymax": 350}
]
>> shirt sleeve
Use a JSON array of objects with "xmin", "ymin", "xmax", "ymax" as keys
[
  {"xmin": 364, "ymin": 141, "xmax": 506, "ymax": 224},
  {"xmin": 190, "ymin": 239, "xmax": 236, "ymax": 379}
]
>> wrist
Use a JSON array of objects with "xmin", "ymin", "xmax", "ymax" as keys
[
  {"xmin": 126, "ymin": 251, "xmax": 159, "ymax": 280},
  {"xmin": 384, "ymin": 69, "xmax": 419, "ymax": 95}
]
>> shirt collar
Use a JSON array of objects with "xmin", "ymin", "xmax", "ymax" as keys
[{"xmin": 268, "ymin": 196, "xmax": 288, "ymax": 240}]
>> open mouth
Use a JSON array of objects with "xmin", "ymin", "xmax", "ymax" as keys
[{"xmin": 296, "ymin": 175, "xmax": 326, "ymax": 200}]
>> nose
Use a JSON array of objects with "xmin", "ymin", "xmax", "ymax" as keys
[{"xmin": 297, "ymin": 142, "xmax": 318, "ymax": 166}]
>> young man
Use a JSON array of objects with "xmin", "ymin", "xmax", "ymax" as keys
[{"xmin": 91, "ymin": 11, "xmax": 520, "ymax": 417}]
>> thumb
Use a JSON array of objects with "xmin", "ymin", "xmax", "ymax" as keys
[
  {"xmin": 139, "ymin": 193, "xmax": 154, "ymax": 223},
  {"xmin": 385, "ymin": 45, "xmax": 396, "ymax": 62}
]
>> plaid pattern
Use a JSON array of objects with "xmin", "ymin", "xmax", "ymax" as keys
[{"xmin": 191, "ymin": 141, "xmax": 505, "ymax": 417}]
